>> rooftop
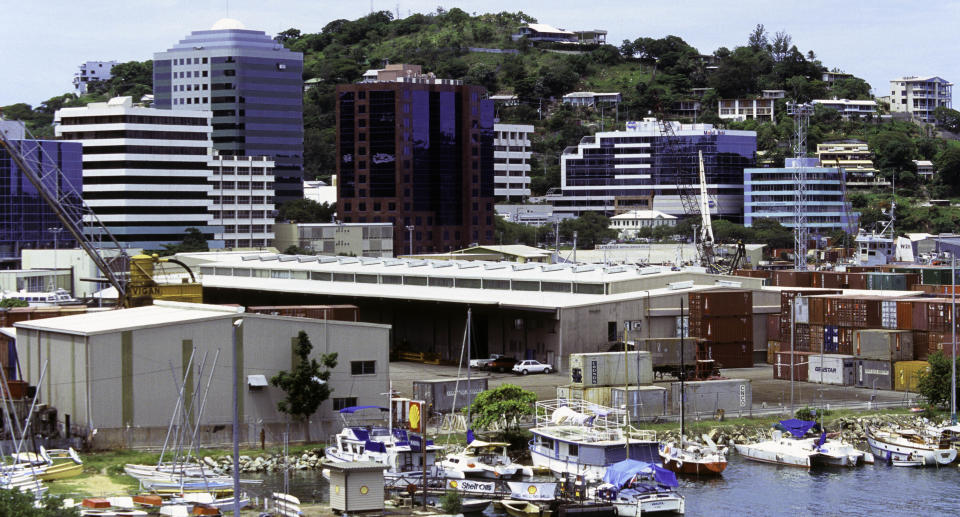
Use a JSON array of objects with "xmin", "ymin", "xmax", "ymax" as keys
[
  {"xmin": 14, "ymin": 301, "xmax": 242, "ymax": 336},
  {"xmin": 611, "ymin": 210, "xmax": 677, "ymax": 220}
]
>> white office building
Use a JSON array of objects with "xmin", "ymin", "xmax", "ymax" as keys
[
  {"xmin": 56, "ymin": 97, "xmax": 223, "ymax": 250},
  {"xmin": 208, "ymin": 155, "xmax": 276, "ymax": 248},
  {"xmin": 609, "ymin": 210, "xmax": 677, "ymax": 239},
  {"xmin": 494, "ymin": 124, "xmax": 534, "ymax": 200},
  {"xmin": 812, "ymin": 98, "xmax": 878, "ymax": 119},
  {"xmin": 889, "ymin": 76, "xmax": 953, "ymax": 123},
  {"xmin": 73, "ymin": 60, "xmax": 117, "ymax": 94}
]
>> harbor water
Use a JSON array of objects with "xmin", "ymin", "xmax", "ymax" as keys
[{"xmin": 248, "ymin": 455, "xmax": 960, "ymax": 516}]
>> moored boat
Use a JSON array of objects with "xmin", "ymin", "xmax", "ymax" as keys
[
  {"xmin": 502, "ymin": 499, "xmax": 554, "ymax": 517},
  {"xmin": 596, "ymin": 458, "xmax": 684, "ymax": 516},
  {"xmin": 735, "ymin": 420, "xmax": 864, "ymax": 468},
  {"xmin": 659, "ymin": 436, "xmax": 727, "ymax": 476},
  {"xmin": 866, "ymin": 425, "xmax": 957, "ymax": 466},
  {"xmin": 441, "ymin": 432, "xmax": 531, "ymax": 480}
]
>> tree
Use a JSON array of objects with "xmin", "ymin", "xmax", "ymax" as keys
[
  {"xmin": 159, "ymin": 228, "xmax": 209, "ymax": 255},
  {"xmin": 831, "ymin": 77, "xmax": 872, "ymax": 100},
  {"xmin": 935, "ymin": 144, "xmax": 960, "ymax": 193},
  {"xmin": 747, "ymin": 24, "xmax": 768, "ymax": 52},
  {"xmin": 917, "ymin": 352, "xmax": 960, "ymax": 409},
  {"xmin": 870, "ymin": 131, "xmax": 917, "ymax": 172},
  {"xmin": 559, "ymin": 212, "xmax": 617, "ymax": 249},
  {"xmin": 270, "ymin": 330, "xmax": 338, "ymax": 441},
  {"xmin": 0, "ymin": 491, "xmax": 77, "ymax": 516},
  {"xmin": 465, "ymin": 383, "xmax": 536, "ymax": 434},
  {"xmin": 277, "ymin": 199, "xmax": 336, "ymax": 223},
  {"xmin": 0, "ymin": 298, "xmax": 28, "ymax": 308},
  {"xmin": 934, "ymin": 106, "xmax": 960, "ymax": 133}
]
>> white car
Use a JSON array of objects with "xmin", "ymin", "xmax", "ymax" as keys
[
  {"xmin": 469, "ymin": 354, "xmax": 504, "ymax": 369},
  {"xmin": 512, "ymin": 360, "xmax": 552, "ymax": 375}
]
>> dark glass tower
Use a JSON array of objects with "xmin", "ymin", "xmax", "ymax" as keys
[
  {"xmin": 336, "ymin": 80, "xmax": 495, "ymax": 255},
  {"xmin": 153, "ymin": 19, "xmax": 304, "ymax": 203}
]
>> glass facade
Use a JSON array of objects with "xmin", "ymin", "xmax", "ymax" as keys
[
  {"xmin": 0, "ymin": 140, "xmax": 82, "ymax": 261},
  {"xmin": 336, "ymin": 82, "xmax": 495, "ymax": 254},
  {"xmin": 744, "ymin": 165, "xmax": 858, "ymax": 232},
  {"xmin": 154, "ymin": 27, "xmax": 304, "ymax": 203},
  {"xmin": 555, "ymin": 122, "xmax": 756, "ymax": 222}
]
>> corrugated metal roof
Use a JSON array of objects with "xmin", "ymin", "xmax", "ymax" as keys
[{"xmin": 14, "ymin": 301, "xmax": 243, "ymax": 336}]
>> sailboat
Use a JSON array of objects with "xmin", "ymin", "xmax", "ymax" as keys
[
  {"xmin": 658, "ymin": 298, "xmax": 727, "ymax": 476},
  {"xmin": 735, "ymin": 419, "xmax": 865, "ymax": 468}
]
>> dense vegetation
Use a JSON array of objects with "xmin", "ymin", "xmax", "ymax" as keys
[{"xmin": 2, "ymin": 10, "xmax": 959, "ymax": 237}]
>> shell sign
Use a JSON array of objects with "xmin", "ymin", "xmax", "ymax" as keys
[{"xmin": 409, "ymin": 401, "xmax": 423, "ymax": 432}]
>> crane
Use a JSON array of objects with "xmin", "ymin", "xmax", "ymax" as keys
[{"xmin": 695, "ymin": 150, "xmax": 716, "ymax": 269}]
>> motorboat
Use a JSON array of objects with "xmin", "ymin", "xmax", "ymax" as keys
[
  {"xmin": 735, "ymin": 420, "xmax": 865, "ymax": 468},
  {"xmin": 659, "ymin": 435, "xmax": 727, "ymax": 476},
  {"xmin": 529, "ymin": 399, "xmax": 658, "ymax": 482},
  {"xmin": 596, "ymin": 458, "xmax": 684, "ymax": 516},
  {"xmin": 0, "ymin": 288, "xmax": 80, "ymax": 307},
  {"xmin": 502, "ymin": 499, "xmax": 554, "ymax": 517},
  {"xmin": 866, "ymin": 424, "xmax": 957, "ymax": 466},
  {"xmin": 441, "ymin": 432, "xmax": 532, "ymax": 479}
]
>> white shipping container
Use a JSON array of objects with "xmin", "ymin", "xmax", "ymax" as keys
[
  {"xmin": 670, "ymin": 379, "xmax": 752, "ymax": 417},
  {"xmin": 557, "ymin": 384, "xmax": 612, "ymax": 407},
  {"xmin": 569, "ymin": 351, "xmax": 653, "ymax": 387},
  {"xmin": 611, "ymin": 386, "xmax": 668, "ymax": 421},
  {"xmin": 881, "ymin": 300, "xmax": 897, "ymax": 329},
  {"xmin": 808, "ymin": 354, "xmax": 856, "ymax": 385},
  {"xmin": 795, "ymin": 297, "xmax": 809, "ymax": 324}
]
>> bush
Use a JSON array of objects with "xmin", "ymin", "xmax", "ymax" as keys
[{"xmin": 440, "ymin": 489, "xmax": 462, "ymax": 513}]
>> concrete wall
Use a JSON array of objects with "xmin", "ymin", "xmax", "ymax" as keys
[{"xmin": 17, "ymin": 314, "xmax": 389, "ymax": 448}]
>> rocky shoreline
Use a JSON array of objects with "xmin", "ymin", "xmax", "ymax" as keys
[{"xmin": 210, "ymin": 448, "xmax": 326, "ymax": 473}]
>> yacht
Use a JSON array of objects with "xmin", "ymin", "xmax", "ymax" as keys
[
  {"xmin": 323, "ymin": 406, "xmax": 445, "ymax": 484},
  {"xmin": 659, "ymin": 435, "xmax": 727, "ymax": 476},
  {"xmin": 735, "ymin": 419, "xmax": 865, "ymax": 468},
  {"xmin": 0, "ymin": 288, "xmax": 79, "ymax": 307},
  {"xmin": 866, "ymin": 424, "xmax": 957, "ymax": 466},
  {"xmin": 440, "ymin": 434, "xmax": 532, "ymax": 479},
  {"xmin": 596, "ymin": 458, "xmax": 684, "ymax": 516},
  {"xmin": 528, "ymin": 399, "xmax": 658, "ymax": 483},
  {"xmin": 854, "ymin": 200, "xmax": 913, "ymax": 266}
]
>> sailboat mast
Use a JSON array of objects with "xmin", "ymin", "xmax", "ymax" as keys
[
  {"xmin": 467, "ymin": 307, "xmax": 472, "ymax": 425},
  {"xmin": 680, "ymin": 298, "xmax": 685, "ymax": 440},
  {"xmin": 624, "ymin": 326, "xmax": 630, "ymax": 459}
]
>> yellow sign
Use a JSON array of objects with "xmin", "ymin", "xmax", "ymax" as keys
[
  {"xmin": 409, "ymin": 402, "xmax": 422, "ymax": 432},
  {"xmin": 449, "ymin": 480, "xmax": 458, "ymax": 489},
  {"xmin": 360, "ymin": 485, "xmax": 369, "ymax": 495},
  {"xmin": 528, "ymin": 485, "xmax": 538, "ymax": 495},
  {"xmin": 334, "ymin": 485, "xmax": 340, "ymax": 494}
]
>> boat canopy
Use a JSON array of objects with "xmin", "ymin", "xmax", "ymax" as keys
[
  {"xmin": 339, "ymin": 405, "xmax": 388, "ymax": 414},
  {"xmin": 779, "ymin": 419, "xmax": 816, "ymax": 439},
  {"xmin": 603, "ymin": 459, "xmax": 678, "ymax": 488}
]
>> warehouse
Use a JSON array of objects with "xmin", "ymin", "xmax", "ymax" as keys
[
  {"xmin": 14, "ymin": 301, "xmax": 390, "ymax": 449},
  {"xmin": 190, "ymin": 252, "xmax": 776, "ymax": 370}
]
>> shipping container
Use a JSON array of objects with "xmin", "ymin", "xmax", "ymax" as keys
[
  {"xmin": 774, "ymin": 351, "xmax": 811, "ymax": 382},
  {"xmin": 894, "ymin": 361, "xmax": 930, "ymax": 392},
  {"xmin": 632, "ymin": 338, "xmax": 700, "ymax": 369},
  {"xmin": 823, "ymin": 325, "xmax": 840, "ymax": 353},
  {"xmin": 881, "ymin": 300, "xmax": 898, "ymax": 329},
  {"xmin": 557, "ymin": 385, "xmax": 612, "ymax": 407},
  {"xmin": 767, "ymin": 341, "xmax": 781, "ymax": 364},
  {"xmin": 854, "ymin": 359, "xmax": 893, "ymax": 390},
  {"xmin": 670, "ymin": 379, "xmax": 752, "ymax": 417},
  {"xmin": 767, "ymin": 314, "xmax": 781, "ymax": 342},
  {"xmin": 610, "ymin": 386, "xmax": 669, "ymax": 421},
  {"xmin": 853, "ymin": 329, "xmax": 913, "ymax": 361},
  {"xmin": 867, "ymin": 272, "xmax": 908, "ymax": 291},
  {"xmin": 921, "ymin": 267, "xmax": 955, "ymax": 286},
  {"xmin": 704, "ymin": 342, "xmax": 753, "ymax": 368},
  {"xmin": 698, "ymin": 316, "xmax": 753, "ymax": 343},
  {"xmin": 808, "ymin": 354, "xmax": 856, "ymax": 385},
  {"xmin": 689, "ymin": 290, "xmax": 753, "ymax": 318},
  {"xmin": 913, "ymin": 331, "xmax": 929, "ymax": 360},
  {"xmin": 846, "ymin": 273, "xmax": 868, "ymax": 290},
  {"xmin": 773, "ymin": 271, "xmax": 813, "ymax": 288},
  {"xmin": 569, "ymin": 351, "xmax": 654, "ymax": 387},
  {"xmin": 413, "ymin": 378, "xmax": 488, "ymax": 415},
  {"xmin": 926, "ymin": 332, "xmax": 957, "ymax": 357}
]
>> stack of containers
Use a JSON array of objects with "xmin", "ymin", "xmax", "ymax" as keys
[
  {"xmin": 773, "ymin": 350, "xmax": 811, "ymax": 381},
  {"xmin": 849, "ymin": 329, "xmax": 914, "ymax": 391},
  {"xmin": 559, "ymin": 351, "xmax": 655, "ymax": 407},
  {"xmin": 897, "ymin": 298, "xmax": 959, "ymax": 360},
  {"xmin": 688, "ymin": 290, "xmax": 753, "ymax": 368}
]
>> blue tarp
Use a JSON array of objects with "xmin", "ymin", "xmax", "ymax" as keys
[
  {"xmin": 779, "ymin": 419, "xmax": 816, "ymax": 439},
  {"xmin": 602, "ymin": 459, "xmax": 679, "ymax": 489},
  {"xmin": 339, "ymin": 405, "xmax": 388, "ymax": 414}
]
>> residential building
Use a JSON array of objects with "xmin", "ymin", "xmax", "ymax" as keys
[
  {"xmin": 153, "ymin": 18, "xmax": 305, "ymax": 203},
  {"xmin": 812, "ymin": 98, "xmax": 878, "ymax": 119},
  {"xmin": 913, "ymin": 160, "xmax": 935, "ymax": 179},
  {"xmin": 718, "ymin": 98, "xmax": 775, "ymax": 122},
  {"xmin": 494, "ymin": 124, "xmax": 534, "ymax": 200},
  {"xmin": 194, "ymin": 251, "xmax": 773, "ymax": 370},
  {"xmin": 553, "ymin": 118, "xmax": 756, "ymax": 220},
  {"xmin": 744, "ymin": 158, "xmax": 857, "ymax": 233},
  {"xmin": 14, "ymin": 300, "xmax": 390, "ymax": 447},
  {"xmin": 561, "ymin": 92, "xmax": 622, "ymax": 107},
  {"xmin": 512, "ymin": 23, "xmax": 576, "ymax": 43},
  {"xmin": 489, "ymin": 94, "xmax": 520, "ymax": 107},
  {"xmin": 573, "ymin": 30, "xmax": 607, "ymax": 45},
  {"xmin": 495, "ymin": 204, "xmax": 571, "ymax": 226},
  {"xmin": 816, "ymin": 141, "xmax": 887, "ymax": 187},
  {"xmin": 73, "ymin": 60, "xmax": 117, "ymax": 94},
  {"xmin": 335, "ymin": 69, "xmax": 495, "ymax": 255},
  {"xmin": 0, "ymin": 135, "xmax": 82, "ymax": 265},
  {"xmin": 272, "ymin": 222, "xmax": 393, "ymax": 257},
  {"xmin": 889, "ymin": 76, "xmax": 953, "ymax": 123},
  {"xmin": 55, "ymin": 96, "xmax": 223, "ymax": 250},
  {"xmin": 609, "ymin": 210, "xmax": 677, "ymax": 239},
  {"xmin": 822, "ymin": 71, "xmax": 853, "ymax": 86},
  {"xmin": 762, "ymin": 90, "xmax": 786, "ymax": 99},
  {"xmin": 361, "ymin": 63, "xmax": 422, "ymax": 83},
  {"xmin": 670, "ymin": 100, "xmax": 702, "ymax": 121},
  {"xmin": 208, "ymin": 154, "xmax": 275, "ymax": 248}
]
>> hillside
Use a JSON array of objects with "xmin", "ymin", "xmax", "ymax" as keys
[{"xmin": 3, "ymin": 9, "xmax": 960, "ymax": 234}]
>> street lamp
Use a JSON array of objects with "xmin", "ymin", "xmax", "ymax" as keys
[
  {"xmin": 405, "ymin": 225, "xmax": 414, "ymax": 256},
  {"xmin": 232, "ymin": 318, "xmax": 244, "ymax": 515}
]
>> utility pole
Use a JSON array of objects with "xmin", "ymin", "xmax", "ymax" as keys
[{"xmin": 953, "ymin": 252, "xmax": 957, "ymax": 424}]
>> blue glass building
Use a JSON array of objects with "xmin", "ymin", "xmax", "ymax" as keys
[
  {"xmin": 153, "ymin": 19, "xmax": 304, "ymax": 203},
  {"xmin": 0, "ymin": 139, "xmax": 82, "ymax": 264},
  {"xmin": 554, "ymin": 119, "xmax": 756, "ymax": 222}
]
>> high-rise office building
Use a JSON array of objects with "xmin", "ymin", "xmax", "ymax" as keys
[
  {"xmin": 336, "ymin": 69, "xmax": 495, "ymax": 255},
  {"xmin": 744, "ymin": 158, "xmax": 857, "ymax": 233},
  {"xmin": 493, "ymin": 124, "xmax": 533, "ymax": 201},
  {"xmin": 0, "ymin": 123, "xmax": 82, "ymax": 265},
  {"xmin": 56, "ymin": 96, "xmax": 223, "ymax": 250},
  {"xmin": 553, "ymin": 118, "xmax": 756, "ymax": 221},
  {"xmin": 153, "ymin": 19, "xmax": 304, "ymax": 203}
]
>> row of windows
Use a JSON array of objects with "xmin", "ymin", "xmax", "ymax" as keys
[
  {"xmin": 174, "ymin": 57, "xmax": 209, "ymax": 66},
  {"xmin": 60, "ymin": 129, "xmax": 208, "ymax": 141},
  {"xmin": 173, "ymin": 70, "xmax": 209, "ymax": 79},
  {"xmin": 174, "ymin": 97, "xmax": 209, "ymax": 105},
  {"xmin": 82, "ymin": 145, "xmax": 208, "ymax": 156},
  {"xmin": 211, "ymin": 210, "xmax": 273, "ymax": 219},
  {"xmin": 60, "ymin": 115, "xmax": 208, "ymax": 126},
  {"xmin": 175, "ymin": 83, "xmax": 208, "ymax": 92}
]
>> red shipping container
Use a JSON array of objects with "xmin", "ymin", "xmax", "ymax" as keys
[
  {"xmin": 896, "ymin": 300, "xmax": 915, "ymax": 330},
  {"xmin": 845, "ymin": 273, "xmax": 868, "ymax": 290},
  {"xmin": 774, "ymin": 351, "xmax": 811, "ymax": 381},
  {"xmin": 689, "ymin": 291, "xmax": 753, "ymax": 318},
  {"xmin": 701, "ymin": 316, "xmax": 753, "ymax": 343},
  {"xmin": 767, "ymin": 314, "xmax": 781, "ymax": 341},
  {"xmin": 706, "ymin": 342, "xmax": 753, "ymax": 368},
  {"xmin": 913, "ymin": 331, "xmax": 929, "ymax": 360}
]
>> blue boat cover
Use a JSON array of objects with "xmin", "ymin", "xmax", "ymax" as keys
[
  {"xmin": 364, "ymin": 440, "xmax": 387, "ymax": 453},
  {"xmin": 467, "ymin": 429, "xmax": 475, "ymax": 444},
  {"xmin": 779, "ymin": 419, "xmax": 816, "ymax": 439},
  {"xmin": 352, "ymin": 428, "xmax": 370, "ymax": 441},
  {"xmin": 603, "ymin": 459, "xmax": 679, "ymax": 489},
  {"xmin": 393, "ymin": 428, "xmax": 409, "ymax": 441},
  {"xmin": 339, "ymin": 405, "xmax": 388, "ymax": 413}
]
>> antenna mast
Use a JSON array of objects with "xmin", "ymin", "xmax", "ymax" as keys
[{"xmin": 788, "ymin": 102, "xmax": 814, "ymax": 270}]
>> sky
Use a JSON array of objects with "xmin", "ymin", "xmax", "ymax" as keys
[{"xmin": 2, "ymin": 0, "xmax": 958, "ymax": 107}]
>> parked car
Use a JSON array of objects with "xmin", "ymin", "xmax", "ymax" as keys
[
  {"xmin": 469, "ymin": 354, "xmax": 504, "ymax": 370},
  {"xmin": 488, "ymin": 356, "xmax": 519, "ymax": 373},
  {"xmin": 512, "ymin": 360, "xmax": 552, "ymax": 375}
]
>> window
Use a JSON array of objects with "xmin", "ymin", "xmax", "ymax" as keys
[
  {"xmin": 351, "ymin": 361, "xmax": 376, "ymax": 375},
  {"xmin": 608, "ymin": 322, "xmax": 618, "ymax": 342},
  {"xmin": 567, "ymin": 443, "xmax": 579, "ymax": 457},
  {"xmin": 333, "ymin": 397, "xmax": 358, "ymax": 411}
]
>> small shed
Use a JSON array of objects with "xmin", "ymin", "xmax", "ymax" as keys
[{"xmin": 327, "ymin": 461, "xmax": 388, "ymax": 513}]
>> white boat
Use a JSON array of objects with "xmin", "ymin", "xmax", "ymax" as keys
[
  {"xmin": 866, "ymin": 425, "xmax": 957, "ymax": 466},
  {"xmin": 735, "ymin": 420, "xmax": 865, "ymax": 468},
  {"xmin": 324, "ymin": 405, "xmax": 445, "ymax": 483},
  {"xmin": 659, "ymin": 435, "xmax": 728, "ymax": 476},
  {"xmin": 529, "ymin": 399, "xmax": 659, "ymax": 483},
  {"xmin": 440, "ymin": 435, "xmax": 531, "ymax": 479},
  {"xmin": 596, "ymin": 459, "xmax": 684, "ymax": 516},
  {"xmin": 853, "ymin": 197, "xmax": 913, "ymax": 267},
  {"xmin": 0, "ymin": 288, "xmax": 79, "ymax": 307}
]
